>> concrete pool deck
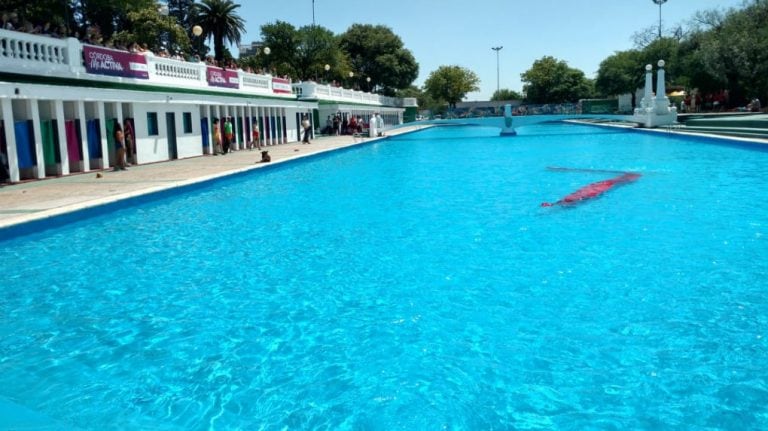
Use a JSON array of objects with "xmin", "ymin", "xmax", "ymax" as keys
[{"xmin": 0, "ymin": 124, "xmax": 434, "ymax": 230}]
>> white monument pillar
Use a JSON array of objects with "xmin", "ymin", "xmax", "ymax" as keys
[
  {"xmin": 632, "ymin": 60, "xmax": 676, "ymax": 128},
  {"xmin": 500, "ymin": 104, "xmax": 517, "ymax": 136},
  {"xmin": 654, "ymin": 60, "xmax": 671, "ymax": 114},
  {"xmin": 641, "ymin": 64, "xmax": 653, "ymax": 109}
]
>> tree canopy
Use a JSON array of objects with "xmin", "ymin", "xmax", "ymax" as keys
[
  {"xmin": 595, "ymin": 1, "xmax": 768, "ymax": 107},
  {"xmin": 423, "ymin": 65, "xmax": 480, "ymax": 109},
  {"xmin": 521, "ymin": 56, "xmax": 594, "ymax": 104},
  {"xmin": 338, "ymin": 24, "xmax": 419, "ymax": 96},
  {"xmin": 196, "ymin": 0, "xmax": 245, "ymax": 63},
  {"xmin": 491, "ymin": 89, "xmax": 523, "ymax": 101}
]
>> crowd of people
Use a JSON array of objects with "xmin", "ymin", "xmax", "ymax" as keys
[
  {"xmin": 322, "ymin": 114, "xmax": 365, "ymax": 136},
  {"xmin": 319, "ymin": 113, "xmax": 385, "ymax": 137}
]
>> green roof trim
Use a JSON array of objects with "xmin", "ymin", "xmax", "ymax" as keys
[{"xmin": 0, "ymin": 71, "xmax": 301, "ymax": 102}]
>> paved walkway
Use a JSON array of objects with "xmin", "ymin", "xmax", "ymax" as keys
[{"xmin": 0, "ymin": 125, "xmax": 433, "ymax": 229}]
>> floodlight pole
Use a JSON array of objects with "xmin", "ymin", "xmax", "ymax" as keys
[
  {"xmin": 652, "ymin": 0, "xmax": 668, "ymax": 39},
  {"xmin": 492, "ymin": 46, "xmax": 503, "ymax": 96}
]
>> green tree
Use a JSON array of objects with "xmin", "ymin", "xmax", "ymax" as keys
[
  {"xmin": 294, "ymin": 25, "xmax": 347, "ymax": 82},
  {"xmin": 196, "ymin": 0, "xmax": 245, "ymax": 63},
  {"xmin": 491, "ymin": 89, "xmax": 523, "ymax": 101},
  {"xmin": 338, "ymin": 24, "xmax": 419, "ymax": 95},
  {"xmin": 258, "ymin": 20, "xmax": 299, "ymax": 76},
  {"xmin": 692, "ymin": 1, "xmax": 768, "ymax": 105},
  {"xmin": 397, "ymin": 85, "xmax": 438, "ymax": 111},
  {"xmin": 111, "ymin": 6, "xmax": 191, "ymax": 54},
  {"xmin": 595, "ymin": 50, "xmax": 642, "ymax": 106},
  {"xmin": 521, "ymin": 56, "xmax": 594, "ymax": 103},
  {"xmin": 423, "ymin": 65, "xmax": 480, "ymax": 109}
]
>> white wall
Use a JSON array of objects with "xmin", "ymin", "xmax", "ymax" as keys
[{"xmin": 132, "ymin": 102, "xmax": 202, "ymax": 163}]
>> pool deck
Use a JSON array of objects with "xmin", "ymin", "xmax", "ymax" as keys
[{"xmin": 0, "ymin": 124, "xmax": 433, "ymax": 230}]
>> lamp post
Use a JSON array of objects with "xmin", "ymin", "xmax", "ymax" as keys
[
  {"xmin": 366, "ymin": 76, "xmax": 371, "ymax": 92},
  {"xmin": 324, "ymin": 64, "xmax": 330, "ymax": 83},
  {"xmin": 348, "ymin": 71, "xmax": 354, "ymax": 88},
  {"xmin": 263, "ymin": 46, "xmax": 271, "ymax": 74},
  {"xmin": 312, "ymin": 0, "xmax": 316, "ymax": 26},
  {"xmin": 652, "ymin": 0, "xmax": 668, "ymax": 39},
  {"xmin": 492, "ymin": 46, "xmax": 503, "ymax": 96},
  {"xmin": 192, "ymin": 25, "xmax": 203, "ymax": 58},
  {"xmin": 158, "ymin": 4, "xmax": 170, "ymax": 53}
]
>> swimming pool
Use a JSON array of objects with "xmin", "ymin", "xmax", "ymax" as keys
[{"xmin": 1, "ymin": 123, "xmax": 767, "ymax": 429}]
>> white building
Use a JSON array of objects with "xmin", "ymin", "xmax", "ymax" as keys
[{"xmin": 0, "ymin": 29, "xmax": 416, "ymax": 183}]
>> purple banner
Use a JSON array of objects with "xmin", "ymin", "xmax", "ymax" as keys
[
  {"xmin": 206, "ymin": 67, "xmax": 240, "ymax": 89},
  {"xmin": 83, "ymin": 45, "xmax": 149, "ymax": 79}
]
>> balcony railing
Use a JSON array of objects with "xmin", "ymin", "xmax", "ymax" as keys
[{"xmin": 291, "ymin": 81, "xmax": 417, "ymax": 107}]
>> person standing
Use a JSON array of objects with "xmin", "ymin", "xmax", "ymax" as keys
[
  {"xmin": 124, "ymin": 119, "xmax": 135, "ymax": 166},
  {"xmin": 250, "ymin": 121, "xmax": 260, "ymax": 150},
  {"xmin": 223, "ymin": 117, "xmax": 233, "ymax": 154},
  {"xmin": 212, "ymin": 118, "xmax": 223, "ymax": 155},
  {"xmin": 113, "ymin": 121, "xmax": 127, "ymax": 170},
  {"xmin": 301, "ymin": 115, "xmax": 311, "ymax": 144},
  {"xmin": 369, "ymin": 112, "xmax": 384, "ymax": 137},
  {"xmin": 332, "ymin": 115, "xmax": 340, "ymax": 136}
]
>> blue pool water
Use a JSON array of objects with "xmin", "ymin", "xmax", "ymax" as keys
[{"xmin": 1, "ymin": 123, "xmax": 767, "ymax": 430}]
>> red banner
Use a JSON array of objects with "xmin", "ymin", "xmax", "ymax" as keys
[
  {"xmin": 206, "ymin": 67, "xmax": 240, "ymax": 89},
  {"xmin": 272, "ymin": 77, "xmax": 292, "ymax": 94},
  {"xmin": 83, "ymin": 45, "xmax": 149, "ymax": 79}
]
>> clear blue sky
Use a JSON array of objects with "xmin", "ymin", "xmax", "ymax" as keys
[{"xmin": 236, "ymin": 0, "xmax": 746, "ymax": 100}]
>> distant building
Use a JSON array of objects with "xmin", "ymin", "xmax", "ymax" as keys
[
  {"xmin": 453, "ymin": 100, "xmax": 523, "ymax": 117},
  {"xmin": 238, "ymin": 41, "xmax": 264, "ymax": 58}
]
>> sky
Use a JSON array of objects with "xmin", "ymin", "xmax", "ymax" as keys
[{"xmin": 235, "ymin": 0, "xmax": 747, "ymax": 100}]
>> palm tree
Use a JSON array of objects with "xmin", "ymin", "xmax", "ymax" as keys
[{"xmin": 195, "ymin": 0, "xmax": 245, "ymax": 63}]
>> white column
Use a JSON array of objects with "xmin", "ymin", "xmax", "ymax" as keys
[
  {"xmin": 257, "ymin": 106, "xmax": 263, "ymax": 146},
  {"xmin": 269, "ymin": 107, "xmax": 275, "ymax": 145},
  {"xmin": 264, "ymin": 107, "xmax": 270, "ymax": 145},
  {"xmin": 77, "ymin": 100, "xmax": 90, "ymax": 171},
  {"xmin": 281, "ymin": 107, "xmax": 287, "ymax": 144},
  {"xmin": 53, "ymin": 100, "xmax": 69, "ymax": 175},
  {"xmin": 642, "ymin": 64, "xmax": 653, "ymax": 109},
  {"xmin": 655, "ymin": 60, "xmax": 670, "ymax": 114},
  {"xmin": 27, "ymin": 100, "xmax": 45, "ymax": 178},
  {"xmin": 214, "ymin": 105, "xmax": 221, "ymax": 152},
  {"xmin": 1, "ymin": 98, "xmax": 20, "ymax": 183},
  {"xmin": 237, "ymin": 105, "xmax": 245, "ymax": 150},
  {"xmin": 204, "ymin": 105, "xmax": 213, "ymax": 155},
  {"xmin": 247, "ymin": 104, "xmax": 253, "ymax": 147},
  {"xmin": 97, "ymin": 101, "xmax": 109, "ymax": 169}
]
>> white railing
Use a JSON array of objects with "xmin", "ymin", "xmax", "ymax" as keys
[
  {"xmin": 291, "ymin": 81, "xmax": 405, "ymax": 107},
  {"xmin": 0, "ymin": 28, "xmax": 409, "ymax": 107},
  {"xmin": 151, "ymin": 56, "xmax": 203, "ymax": 83},
  {"xmin": 242, "ymin": 73, "xmax": 271, "ymax": 91},
  {"xmin": 0, "ymin": 29, "xmax": 80, "ymax": 74}
]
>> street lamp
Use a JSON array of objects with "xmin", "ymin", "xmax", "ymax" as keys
[
  {"xmin": 652, "ymin": 0, "xmax": 668, "ymax": 39},
  {"xmin": 366, "ymin": 76, "xmax": 371, "ymax": 92},
  {"xmin": 192, "ymin": 25, "xmax": 203, "ymax": 57},
  {"xmin": 158, "ymin": 4, "xmax": 170, "ymax": 53},
  {"xmin": 324, "ymin": 64, "xmax": 330, "ymax": 83},
  {"xmin": 348, "ymin": 71, "xmax": 354, "ymax": 88},
  {"xmin": 492, "ymin": 46, "xmax": 503, "ymax": 96},
  {"xmin": 263, "ymin": 46, "xmax": 271, "ymax": 74}
]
